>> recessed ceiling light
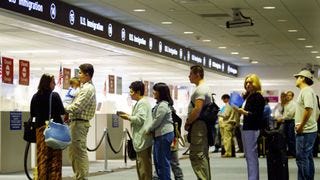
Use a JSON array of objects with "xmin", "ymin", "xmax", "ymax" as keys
[
  {"xmin": 311, "ymin": 51, "xmax": 319, "ymax": 54},
  {"xmin": 250, "ymin": 60, "xmax": 259, "ymax": 64},
  {"xmin": 288, "ymin": 29, "xmax": 298, "ymax": 32},
  {"xmin": 218, "ymin": 46, "xmax": 227, "ymax": 49},
  {"xmin": 231, "ymin": 52, "xmax": 239, "ymax": 55},
  {"xmin": 305, "ymin": 45, "xmax": 313, "ymax": 48},
  {"xmin": 202, "ymin": 39, "xmax": 211, "ymax": 42},
  {"xmin": 297, "ymin": 38, "xmax": 306, "ymax": 41},
  {"xmin": 183, "ymin": 31, "xmax": 194, "ymax": 34},
  {"xmin": 242, "ymin": 57, "xmax": 250, "ymax": 60},
  {"xmin": 263, "ymin": 6, "xmax": 276, "ymax": 9},
  {"xmin": 133, "ymin": 9, "xmax": 146, "ymax": 12},
  {"xmin": 161, "ymin": 21, "xmax": 172, "ymax": 25},
  {"xmin": 316, "ymin": 56, "xmax": 320, "ymax": 59},
  {"xmin": 277, "ymin": 19, "xmax": 287, "ymax": 22}
]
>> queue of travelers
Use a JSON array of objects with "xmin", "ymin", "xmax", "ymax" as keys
[{"xmin": 28, "ymin": 64, "xmax": 319, "ymax": 180}]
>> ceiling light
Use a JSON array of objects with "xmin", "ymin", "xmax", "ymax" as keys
[
  {"xmin": 231, "ymin": 52, "xmax": 239, "ymax": 55},
  {"xmin": 297, "ymin": 38, "xmax": 306, "ymax": 41},
  {"xmin": 263, "ymin": 6, "xmax": 276, "ymax": 9},
  {"xmin": 133, "ymin": 9, "xmax": 146, "ymax": 12},
  {"xmin": 311, "ymin": 51, "xmax": 319, "ymax": 54},
  {"xmin": 288, "ymin": 29, "xmax": 298, "ymax": 32},
  {"xmin": 250, "ymin": 60, "xmax": 259, "ymax": 64},
  {"xmin": 316, "ymin": 56, "xmax": 320, "ymax": 59},
  {"xmin": 202, "ymin": 39, "xmax": 211, "ymax": 42},
  {"xmin": 305, "ymin": 45, "xmax": 313, "ymax": 48},
  {"xmin": 242, "ymin": 57, "xmax": 250, "ymax": 60},
  {"xmin": 161, "ymin": 21, "xmax": 172, "ymax": 25},
  {"xmin": 183, "ymin": 31, "xmax": 194, "ymax": 34},
  {"xmin": 218, "ymin": 46, "xmax": 227, "ymax": 49},
  {"xmin": 277, "ymin": 19, "xmax": 287, "ymax": 22}
]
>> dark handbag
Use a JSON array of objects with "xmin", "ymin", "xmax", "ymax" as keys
[
  {"xmin": 126, "ymin": 131, "xmax": 136, "ymax": 160},
  {"xmin": 23, "ymin": 118, "xmax": 37, "ymax": 143}
]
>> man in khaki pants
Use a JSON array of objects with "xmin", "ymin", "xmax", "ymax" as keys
[
  {"xmin": 65, "ymin": 63, "xmax": 96, "ymax": 179},
  {"xmin": 219, "ymin": 94, "xmax": 239, "ymax": 157},
  {"xmin": 185, "ymin": 65, "xmax": 212, "ymax": 180}
]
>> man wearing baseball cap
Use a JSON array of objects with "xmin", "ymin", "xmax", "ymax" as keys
[{"xmin": 293, "ymin": 69, "xmax": 318, "ymax": 180}]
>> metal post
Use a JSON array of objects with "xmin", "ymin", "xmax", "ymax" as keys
[
  {"xmin": 103, "ymin": 128, "xmax": 112, "ymax": 172},
  {"xmin": 124, "ymin": 129, "xmax": 127, "ymax": 168}
]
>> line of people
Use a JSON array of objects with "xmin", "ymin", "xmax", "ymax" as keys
[{"xmin": 29, "ymin": 63, "xmax": 319, "ymax": 180}]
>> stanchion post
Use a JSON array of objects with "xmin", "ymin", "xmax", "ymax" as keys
[
  {"xmin": 124, "ymin": 129, "xmax": 127, "ymax": 168},
  {"xmin": 103, "ymin": 128, "xmax": 112, "ymax": 172}
]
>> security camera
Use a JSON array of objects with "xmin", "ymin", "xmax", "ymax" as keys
[
  {"xmin": 226, "ymin": 19, "xmax": 254, "ymax": 28},
  {"xmin": 226, "ymin": 8, "xmax": 254, "ymax": 28}
]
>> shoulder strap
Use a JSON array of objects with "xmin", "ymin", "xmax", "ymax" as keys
[
  {"xmin": 49, "ymin": 92, "xmax": 53, "ymax": 119},
  {"xmin": 191, "ymin": 101, "xmax": 195, "ymax": 108}
]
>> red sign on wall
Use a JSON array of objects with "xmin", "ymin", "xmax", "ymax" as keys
[
  {"xmin": 108, "ymin": 75, "xmax": 115, "ymax": 94},
  {"xmin": 144, "ymin": 81, "xmax": 149, "ymax": 96},
  {"xmin": 2, "ymin": 57, "xmax": 14, "ymax": 84},
  {"xmin": 63, "ymin": 68, "xmax": 71, "ymax": 90},
  {"xmin": 19, "ymin": 60, "xmax": 30, "ymax": 86}
]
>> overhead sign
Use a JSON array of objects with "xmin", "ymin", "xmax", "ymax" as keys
[
  {"xmin": 19, "ymin": 59, "xmax": 30, "ymax": 85},
  {"xmin": 0, "ymin": 0, "xmax": 238, "ymax": 76},
  {"xmin": 1, "ymin": 57, "xmax": 14, "ymax": 84}
]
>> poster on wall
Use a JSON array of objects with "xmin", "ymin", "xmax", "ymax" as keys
[
  {"xmin": 144, "ymin": 81, "xmax": 149, "ymax": 96},
  {"xmin": 264, "ymin": 90, "xmax": 279, "ymax": 103},
  {"xmin": 103, "ymin": 79, "xmax": 107, "ymax": 96},
  {"xmin": 169, "ymin": 85, "xmax": 173, "ymax": 97},
  {"xmin": 174, "ymin": 86, "xmax": 178, "ymax": 100},
  {"xmin": 74, "ymin": 68, "xmax": 79, "ymax": 77},
  {"xmin": 63, "ymin": 68, "xmax": 71, "ymax": 89},
  {"xmin": 19, "ymin": 60, "xmax": 30, "ymax": 86},
  {"xmin": 108, "ymin": 75, "xmax": 115, "ymax": 94},
  {"xmin": 116, "ymin": 76, "xmax": 122, "ymax": 95},
  {"xmin": 1, "ymin": 57, "xmax": 14, "ymax": 84},
  {"xmin": 149, "ymin": 82, "xmax": 154, "ymax": 97},
  {"xmin": 10, "ymin": 111, "xmax": 22, "ymax": 130}
]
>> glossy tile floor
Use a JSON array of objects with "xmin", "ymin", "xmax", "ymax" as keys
[{"xmin": 1, "ymin": 148, "xmax": 319, "ymax": 180}]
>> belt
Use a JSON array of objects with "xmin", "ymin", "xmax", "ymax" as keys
[{"xmin": 72, "ymin": 118, "xmax": 89, "ymax": 122}]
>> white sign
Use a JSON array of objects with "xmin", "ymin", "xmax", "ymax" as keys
[
  {"xmin": 80, "ymin": 16, "xmax": 104, "ymax": 31},
  {"xmin": 16, "ymin": 0, "xmax": 43, "ymax": 12}
]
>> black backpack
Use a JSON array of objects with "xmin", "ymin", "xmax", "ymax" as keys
[
  {"xmin": 171, "ymin": 107, "xmax": 182, "ymax": 138},
  {"xmin": 191, "ymin": 93, "xmax": 219, "ymax": 146}
]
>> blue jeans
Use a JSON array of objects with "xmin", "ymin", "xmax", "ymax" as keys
[
  {"xmin": 296, "ymin": 132, "xmax": 317, "ymax": 180},
  {"xmin": 242, "ymin": 129, "xmax": 260, "ymax": 180},
  {"xmin": 153, "ymin": 132, "xmax": 174, "ymax": 180}
]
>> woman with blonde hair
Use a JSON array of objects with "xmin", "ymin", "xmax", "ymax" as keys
[{"xmin": 234, "ymin": 74, "xmax": 265, "ymax": 180}]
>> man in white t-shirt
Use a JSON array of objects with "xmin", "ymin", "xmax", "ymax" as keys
[
  {"xmin": 185, "ymin": 65, "xmax": 212, "ymax": 180},
  {"xmin": 293, "ymin": 69, "xmax": 318, "ymax": 180}
]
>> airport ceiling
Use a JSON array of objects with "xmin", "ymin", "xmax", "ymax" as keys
[
  {"xmin": 62, "ymin": 0, "xmax": 320, "ymax": 67},
  {"xmin": 1, "ymin": 0, "xmax": 319, "ymax": 88}
]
